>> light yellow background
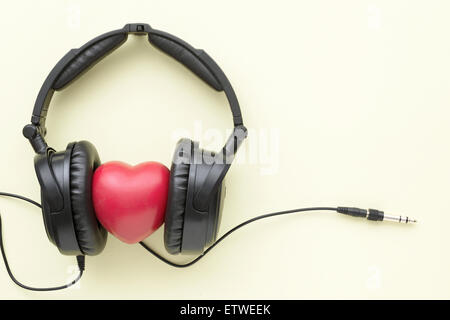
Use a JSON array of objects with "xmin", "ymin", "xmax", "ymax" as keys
[{"xmin": 0, "ymin": 0, "xmax": 449, "ymax": 299}]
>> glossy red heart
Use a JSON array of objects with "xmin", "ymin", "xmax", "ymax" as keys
[{"xmin": 92, "ymin": 161, "xmax": 170, "ymax": 244}]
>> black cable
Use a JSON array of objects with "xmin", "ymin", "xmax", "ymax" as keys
[
  {"xmin": 140, "ymin": 206, "xmax": 338, "ymax": 268},
  {"xmin": 1, "ymin": 191, "xmax": 413, "ymax": 287},
  {"xmin": 0, "ymin": 192, "xmax": 41, "ymax": 208},
  {"xmin": 0, "ymin": 192, "xmax": 84, "ymax": 291}
]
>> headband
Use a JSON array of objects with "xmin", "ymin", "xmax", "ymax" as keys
[{"xmin": 23, "ymin": 23, "xmax": 245, "ymax": 153}]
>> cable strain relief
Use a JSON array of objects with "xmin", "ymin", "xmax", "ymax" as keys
[
  {"xmin": 337, "ymin": 207, "xmax": 367, "ymax": 218},
  {"xmin": 76, "ymin": 255, "xmax": 85, "ymax": 272}
]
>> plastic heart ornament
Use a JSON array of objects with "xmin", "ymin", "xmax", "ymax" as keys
[{"xmin": 92, "ymin": 161, "xmax": 170, "ymax": 244}]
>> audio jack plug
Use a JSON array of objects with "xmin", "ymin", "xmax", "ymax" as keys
[{"xmin": 337, "ymin": 207, "xmax": 417, "ymax": 224}]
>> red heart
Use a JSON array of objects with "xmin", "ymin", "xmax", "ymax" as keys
[{"xmin": 92, "ymin": 161, "xmax": 170, "ymax": 244}]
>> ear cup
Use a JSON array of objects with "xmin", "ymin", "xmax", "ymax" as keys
[
  {"xmin": 69, "ymin": 141, "xmax": 107, "ymax": 255},
  {"xmin": 164, "ymin": 138, "xmax": 192, "ymax": 254}
]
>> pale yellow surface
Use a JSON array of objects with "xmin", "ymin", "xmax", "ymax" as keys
[{"xmin": 0, "ymin": 0, "xmax": 449, "ymax": 299}]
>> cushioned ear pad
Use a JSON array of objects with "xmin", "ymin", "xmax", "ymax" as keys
[
  {"xmin": 164, "ymin": 138, "xmax": 192, "ymax": 254},
  {"xmin": 69, "ymin": 141, "xmax": 107, "ymax": 255}
]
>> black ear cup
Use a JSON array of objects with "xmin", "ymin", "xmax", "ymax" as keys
[
  {"xmin": 164, "ymin": 138, "xmax": 192, "ymax": 254},
  {"xmin": 164, "ymin": 139, "xmax": 225, "ymax": 255},
  {"xmin": 35, "ymin": 141, "xmax": 107, "ymax": 256},
  {"xmin": 68, "ymin": 141, "xmax": 107, "ymax": 255}
]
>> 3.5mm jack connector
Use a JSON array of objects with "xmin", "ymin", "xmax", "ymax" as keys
[
  {"xmin": 337, "ymin": 207, "xmax": 417, "ymax": 224},
  {"xmin": 379, "ymin": 213, "xmax": 417, "ymax": 224}
]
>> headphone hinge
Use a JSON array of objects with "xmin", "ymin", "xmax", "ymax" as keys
[{"xmin": 23, "ymin": 124, "xmax": 48, "ymax": 155}]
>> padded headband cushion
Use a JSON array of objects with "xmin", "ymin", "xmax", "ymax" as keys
[
  {"xmin": 69, "ymin": 141, "xmax": 107, "ymax": 255},
  {"xmin": 53, "ymin": 33, "xmax": 127, "ymax": 90},
  {"xmin": 164, "ymin": 138, "xmax": 192, "ymax": 254},
  {"xmin": 148, "ymin": 33, "xmax": 222, "ymax": 91}
]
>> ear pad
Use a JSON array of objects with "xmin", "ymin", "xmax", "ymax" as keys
[
  {"xmin": 69, "ymin": 141, "xmax": 107, "ymax": 255},
  {"xmin": 164, "ymin": 138, "xmax": 192, "ymax": 254}
]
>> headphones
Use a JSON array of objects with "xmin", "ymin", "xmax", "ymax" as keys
[
  {"xmin": 0, "ymin": 22, "xmax": 416, "ymax": 292},
  {"xmin": 22, "ymin": 23, "xmax": 247, "ymax": 257}
]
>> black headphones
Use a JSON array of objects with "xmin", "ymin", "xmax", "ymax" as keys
[
  {"xmin": 0, "ymin": 23, "xmax": 415, "ymax": 292},
  {"xmin": 22, "ymin": 23, "xmax": 247, "ymax": 257}
]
